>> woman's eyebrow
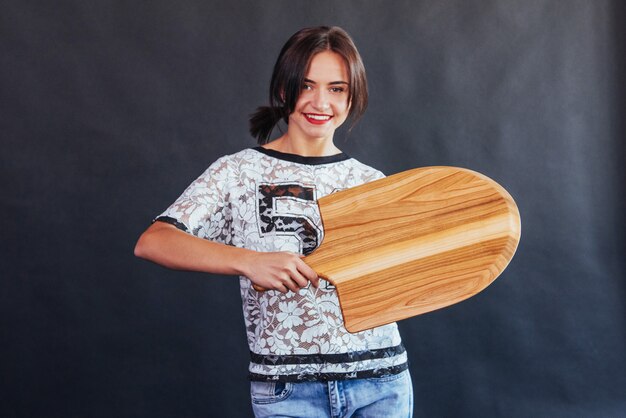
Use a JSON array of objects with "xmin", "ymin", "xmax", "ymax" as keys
[{"xmin": 304, "ymin": 78, "xmax": 349, "ymax": 85}]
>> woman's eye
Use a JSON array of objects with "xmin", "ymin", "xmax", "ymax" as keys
[
  {"xmin": 303, "ymin": 84, "xmax": 313, "ymax": 90},
  {"xmin": 330, "ymin": 87, "xmax": 345, "ymax": 93}
]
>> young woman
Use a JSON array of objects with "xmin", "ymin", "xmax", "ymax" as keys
[{"xmin": 135, "ymin": 26, "xmax": 413, "ymax": 417}]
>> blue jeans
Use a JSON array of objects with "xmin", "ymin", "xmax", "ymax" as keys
[{"xmin": 250, "ymin": 369, "xmax": 413, "ymax": 417}]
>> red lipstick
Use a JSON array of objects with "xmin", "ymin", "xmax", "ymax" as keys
[{"xmin": 303, "ymin": 113, "xmax": 332, "ymax": 125}]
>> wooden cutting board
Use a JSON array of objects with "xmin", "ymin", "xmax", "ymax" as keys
[{"xmin": 259, "ymin": 166, "xmax": 521, "ymax": 333}]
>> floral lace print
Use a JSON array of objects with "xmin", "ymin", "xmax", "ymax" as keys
[{"xmin": 157, "ymin": 147, "xmax": 407, "ymax": 381}]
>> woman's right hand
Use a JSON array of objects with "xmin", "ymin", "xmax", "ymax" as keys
[
  {"xmin": 135, "ymin": 221, "xmax": 319, "ymax": 293},
  {"xmin": 240, "ymin": 251, "xmax": 319, "ymax": 294}
]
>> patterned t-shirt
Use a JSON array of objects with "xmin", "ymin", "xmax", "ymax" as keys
[{"xmin": 156, "ymin": 147, "xmax": 408, "ymax": 382}]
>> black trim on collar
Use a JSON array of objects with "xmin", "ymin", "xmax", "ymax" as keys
[{"xmin": 252, "ymin": 146, "xmax": 350, "ymax": 165}]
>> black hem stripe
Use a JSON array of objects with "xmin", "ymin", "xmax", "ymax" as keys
[
  {"xmin": 153, "ymin": 216, "xmax": 188, "ymax": 232},
  {"xmin": 250, "ymin": 344, "xmax": 405, "ymax": 366},
  {"xmin": 248, "ymin": 362, "xmax": 409, "ymax": 382},
  {"xmin": 252, "ymin": 147, "xmax": 350, "ymax": 165}
]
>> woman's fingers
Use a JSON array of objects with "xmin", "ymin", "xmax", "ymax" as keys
[
  {"xmin": 245, "ymin": 251, "xmax": 320, "ymax": 293},
  {"xmin": 297, "ymin": 256, "xmax": 320, "ymax": 288}
]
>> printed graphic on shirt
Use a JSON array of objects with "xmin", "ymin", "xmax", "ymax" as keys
[
  {"xmin": 157, "ymin": 148, "xmax": 406, "ymax": 382},
  {"xmin": 257, "ymin": 183, "xmax": 322, "ymax": 256}
]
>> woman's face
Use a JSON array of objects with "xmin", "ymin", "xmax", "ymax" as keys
[{"xmin": 288, "ymin": 50, "xmax": 350, "ymax": 143}]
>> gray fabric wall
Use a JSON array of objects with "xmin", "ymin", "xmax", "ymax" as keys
[{"xmin": 2, "ymin": 1, "xmax": 624, "ymax": 416}]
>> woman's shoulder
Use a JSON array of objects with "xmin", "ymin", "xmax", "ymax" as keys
[
  {"xmin": 213, "ymin": 147, "xmax": 261, "ymax": 163},
  {"xmin": 203, "ymin": 147, "xmax": 264, "ymax": 170},
  {"xmin": 343, "ymin": 156, "xmax": 386, "ymax": 181}
]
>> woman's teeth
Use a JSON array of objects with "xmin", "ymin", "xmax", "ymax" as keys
[{"xmin": 306, "ymin": 114, "xmax": 331, "ymax": 121}]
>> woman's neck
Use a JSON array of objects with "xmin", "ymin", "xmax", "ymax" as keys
[{"xmin": 262, "ymin": 134, "xmax": 342, "ymax": 157}]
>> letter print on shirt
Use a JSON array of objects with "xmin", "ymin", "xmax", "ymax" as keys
[{"xmin": 257, "ymin": 182, "xmax": 334, "ymax": 289}]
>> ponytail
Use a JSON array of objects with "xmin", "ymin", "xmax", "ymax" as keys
[{"xmin": 249, "ymin": 106, "xmax": 286, "ymax": 144}]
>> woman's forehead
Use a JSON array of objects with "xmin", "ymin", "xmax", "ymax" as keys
[{"xmin": 305, "ymin": 51, "xmax": 349, "ymax": 83}]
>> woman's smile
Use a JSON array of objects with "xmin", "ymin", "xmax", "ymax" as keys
[{"xmin": 303, "ymin": 113, "xmax": 333, "ymax": 124}]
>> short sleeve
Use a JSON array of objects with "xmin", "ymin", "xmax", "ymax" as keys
[{"xmin": 154, "ymin": 156, "xmax": 233, "ymax": 244}]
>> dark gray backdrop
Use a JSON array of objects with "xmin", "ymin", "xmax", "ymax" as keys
[{"xmin": 2, "ymin": 1, "xmax": 625, "ymax": 417}]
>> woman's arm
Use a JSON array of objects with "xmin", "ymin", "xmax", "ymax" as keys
[{"xmin": 134, "ymin": 221, "xmax": 319, "ymax": 293}]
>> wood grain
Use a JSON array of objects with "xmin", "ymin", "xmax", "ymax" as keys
[
  {"xmin": 304, "ymin": 166, "xmax": 521, "ymax": 332},
  {"xmin": 252, "ymin": 166, "xmax": 521, "ymax": 333}
]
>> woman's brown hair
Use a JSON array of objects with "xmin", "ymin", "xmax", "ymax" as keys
[{"xmin": 249, "ymin": 26, "xmax": 368, "ymax": 144}]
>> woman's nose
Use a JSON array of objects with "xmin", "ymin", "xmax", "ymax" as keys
[{"xmin": 313, "ymin": 90, "xmax": 330, "ymax": 111}]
